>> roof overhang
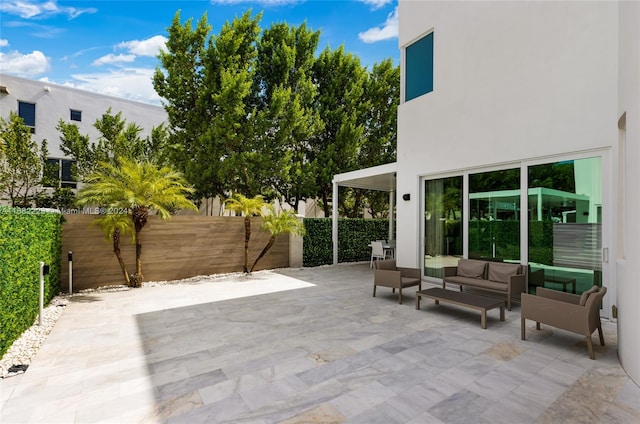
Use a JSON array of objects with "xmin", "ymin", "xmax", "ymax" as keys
[{"xmin": 332, "ymin": 162, "xmax": 397, "ymax": 192}]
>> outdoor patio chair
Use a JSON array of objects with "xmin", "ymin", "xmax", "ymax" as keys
[
  {"xmin": 521, "ymin": 285, "xmax": 606, "ymax": 359},
  {"xmin": 373, "ymin": 259, "xmax": 422, "ymax": 304},
  {"xmin": 370, "ymin": 241, "xmax": 389, "ymax": 267}
]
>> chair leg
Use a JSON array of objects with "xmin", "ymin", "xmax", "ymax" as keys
[
  {"xmin": 598, "ymin": 325, "xmax": 605, "ymax": 346},
  {"xmin": 507, "ymin": 297, "xmax": 512, "ymax": 311},
  {"xmin": 521, "ymin": 317, "xmax": 526, "ymax": 340},
  {"xmin": 586, "ymin": 336, "xmax": 595, "ymax": 360},
  {"xmin": 373, "ymin": 284, "xmax": 377, "ymax": 297},
  {"xmin": 536, "ymin": 322, "xmax": 541, "ymax": 331},
  {"xmin": 398, "ymin": 287, "xmax": 403, "ymax": 304}
]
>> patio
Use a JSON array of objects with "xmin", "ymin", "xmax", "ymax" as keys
[{"xmin": 1, "ymin": 263, "xmax": 639, "ymax": 423}]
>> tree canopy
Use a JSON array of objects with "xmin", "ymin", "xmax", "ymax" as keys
[{"xmin": 154, "ymin": 9, "xmax": 399, "ymax": 215}]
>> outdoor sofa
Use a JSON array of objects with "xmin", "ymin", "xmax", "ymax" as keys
[{"xmin": 442, "ymin": 258, "xmax": 526, "ymax": 310}]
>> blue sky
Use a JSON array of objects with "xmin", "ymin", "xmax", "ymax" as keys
[{"xmin": 0, "ymin": 0, "xmax": 399, "ymax": 105}]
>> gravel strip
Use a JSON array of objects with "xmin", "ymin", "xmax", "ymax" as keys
[{"xmin": 0, "ymin": 295, "xmax": 69, "ymax": 378}]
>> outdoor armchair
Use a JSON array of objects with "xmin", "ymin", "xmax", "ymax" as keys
[
  {"xmin": 521, "ymin": 285, "xmax": 606, "ymax": 359},
  {"xmin": 373, "ymin": 259, "xmax": 422, "ymax": 304}
]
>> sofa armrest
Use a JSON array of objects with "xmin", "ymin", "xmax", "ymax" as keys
[
  {"xmin": 398, "ymin": 267, "xmax": 421, "ymax": 279},
  {"xmin": 521, "ymin": 293, "xmax": 589, "ymax": 334},
  {"xmin": 509, "ymin": 273, "xmax": 526, "ymax": 293},
  {"xmin": 535, "ymin": 287, "xmax": 580, "ymax": 305},
  {"xmin": 443, "ymin": 266, "xmax": 458, "ymax": 278}
]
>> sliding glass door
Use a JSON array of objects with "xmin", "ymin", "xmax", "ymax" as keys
[
  {"xmin": 468, "ymin": 168, "xmax": 521, "ymax": 263},
  {"xmin": 423, "ymin": 176, "xmax": 463, "ymax": 278},
  {"xmin": 527, "ymin": 157, "xmax": 602, "ymax": 295},
  {"xmin": 422, "ymin": 154, "xmax": 606, "ymax": 307}
]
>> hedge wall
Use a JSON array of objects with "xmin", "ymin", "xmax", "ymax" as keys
[
  {"xmin": 303, "ymin": 218, "xmax": 390, "ymax": 267},
  {"xmin": 0, "ymin": 208, "xmax": 62, "ymax": 357}
]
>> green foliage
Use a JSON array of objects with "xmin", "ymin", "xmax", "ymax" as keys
[
  {"xmin": 302, "ymin": 218, "xmax": 390, "ymax": 267},
  {"xmin": 154, "ymin": 10, "xmax": 399, "ymax": 212},
  {"xmin": 0, "ymin": 208, "xmax": 62, "ymax": 357},
  {"xmin": 0, "ymin": 112, "xmax": 44, "ymax": 206},
  {"xmin": 77, "ymin": 158, "xmax": 198, "ymax": 286},
  {"xmin": 57, "ymin": 109, "xmax": 169, "ymax": 182},
  {"xmin": 468, "ymin": 220, "xmax": 520, "ymax": 261},
  {"xmin": 34, "ymin": 187, "xmax": 77, "ymax": 210},
  {"xmin": 250, "ymin": 205, "xmax": 305, "ymax": 272},
  {"xmin": 529, "ymin": 220, "xmax": 554, "ymax": 265}
]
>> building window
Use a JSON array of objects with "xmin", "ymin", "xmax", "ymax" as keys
[
  {"xmin": 44, "ymin": 158, "xmax": 77, "ymax": 189},
  {"xmin": 18, "ymin": 101, "xmax": 36, "ymax": 133},
  {"xmin": 70, "ymin": 109, "xmax": 82, "ymax": 122},
  {"xmin": 405, "ymin": 32, "xmax": 434, "ymax": 102}
]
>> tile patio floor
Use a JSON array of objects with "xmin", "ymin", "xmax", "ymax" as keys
[{"xmin": 1, "ymin": 263, "xmax": 639, "ymax": 423}]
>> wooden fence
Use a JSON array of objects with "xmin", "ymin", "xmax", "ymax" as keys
[{"xmin": 61, "ymin": 214, "xmax": 289, "ymax": 291}]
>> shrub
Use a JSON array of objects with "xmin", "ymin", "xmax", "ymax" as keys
[
  {"xmin": 0, "ymin": 207, "xmax": 62, "ymax": 357},
  {"xmin": 303, "ymin": 218, "xmax": 390, "ymax": 266}
]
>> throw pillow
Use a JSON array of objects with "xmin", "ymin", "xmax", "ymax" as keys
[
  {"xmin": 457, "ymin": 259, "xmax": 486, "ymax": 278},
  {"xmin": 488, "ymin": 262, "xmax": 521, "ymax": 283}
]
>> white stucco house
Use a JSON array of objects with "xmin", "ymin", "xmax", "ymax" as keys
[
  {"xmin": 334, "ymin": 0, "xmax": 639, "ymax": 385},
  {"xmin": 0, "ymin": 74, "xmax": 167, "ymax": 190}
]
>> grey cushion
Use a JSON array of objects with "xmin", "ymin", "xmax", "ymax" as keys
[
  {"xmin": 579, "ymin": 285, "xmax": 599, "ymax": 306},
  {"xmin": 457, "ymin": 259, "xmax": 486, "ymax": 279},
  {"xmin": 488, "ymin": 262, "xmax": 521, "ymax": 284}
]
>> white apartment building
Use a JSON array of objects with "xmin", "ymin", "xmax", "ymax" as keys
[
  {"xmin": 0, "ymin": 74, "xmax": 167, "ymax": 189},
  {"xmin": 393, "ymin": 0, "xmax": 639, "ymax": 385}
]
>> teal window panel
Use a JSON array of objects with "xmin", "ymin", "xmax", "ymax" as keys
[{"xmin": 405, "ymin": 32, "xmax": 434, "ymax": 101}]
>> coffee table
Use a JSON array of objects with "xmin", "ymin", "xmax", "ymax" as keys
[{"xmin": 415, "ymin": 287, "xmax": 505, "ymax": 329}]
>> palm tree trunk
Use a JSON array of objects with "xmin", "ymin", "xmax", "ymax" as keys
[
  {"xmin": 112, "ymin": 228, "xmax": 131, "ymax": 286},
  {"xmin": 250, "ymin": 236, "xmax": 276, "ymax": 273},
  {"xmin": 243, "ymin": 216, "xmax": 251, "ymax": 273},
  {"xmin": 131, "ymin": 206, "xmax": 148, "ymax": 287}
]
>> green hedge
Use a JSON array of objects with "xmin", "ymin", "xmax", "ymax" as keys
[
  {"xmin": 303, "ymin": 218, "xmax": 390, "ymax": 267},
  {"xmin": 0, "ymin": 207, "xmax": 62, "ymax": 357}
]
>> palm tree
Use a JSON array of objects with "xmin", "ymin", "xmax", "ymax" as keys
[
  {"xmin": 92, "ymin": 213, "xmax": 134, "ymax": 286},
  {"xmin": 224, "ymin": 193, "xmax": 266, "ymax": 273},
  {"xmin": 78, "ymin": 157, "xmax": 198, "ymax": 286},
  {"xmin": 250, "ymin": 205, "xmax": 305, "ymax": 273}
]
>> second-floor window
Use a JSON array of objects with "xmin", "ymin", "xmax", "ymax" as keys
[
  {"xmin": 70, "ymin": 109, "xmax": 82, "ymax": 122},
  {"xmin": 405, "ymin": 31, "xmax": 434, "ymax": 102},
  {"xmin": 18, "ymin": 101, "xmax": 36, "ymax": 133}
]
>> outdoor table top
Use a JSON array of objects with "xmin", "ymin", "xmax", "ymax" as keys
[{"xmin": 416, "ymin": 287, "xmax": 505, "ymax": 309}]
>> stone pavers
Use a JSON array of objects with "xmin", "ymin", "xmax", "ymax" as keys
[{"xmin": 1, "ymin": 263, "xmax": 639, "ymax": 423}]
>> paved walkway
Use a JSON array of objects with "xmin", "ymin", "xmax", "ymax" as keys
[{"xmin": 1, "ymin": 263, "xmax": 639, "ymax": 423}]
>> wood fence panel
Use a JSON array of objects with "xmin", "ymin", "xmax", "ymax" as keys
[{"xmin": 61, "ymin": 215, "xmax": 289, "ymax": 291}]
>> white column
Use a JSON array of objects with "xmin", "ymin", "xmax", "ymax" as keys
[
  {"xmin": 389, "ymin": 190, "xmax": 395, "ymax": 240},
  {"xmin": 332, "ymin": 180, "xmax": 339, "ymax": 265}
]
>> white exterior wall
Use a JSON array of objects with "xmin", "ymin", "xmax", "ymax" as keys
[
  {"xmin": 397, "ymin": 0, "xmax": 617, "ymax": 264},
  {"xmin": 0, "ymin": 74, "xmax": 167, "ymax": 158},
  {"xmin": 617, "ymin": 1, "xmax": 640, "ymax": 386},
  {"xmin": 398, "ymin": 0, "xmax": 638, "ymax": 384}
]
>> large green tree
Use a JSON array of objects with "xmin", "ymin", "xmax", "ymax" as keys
[
  {"xmin": 77, "ymin": 158, "xmax": 198, "ymax": 286},
  {"xmin": 154, "ymin": 9, "xmax": 399, "ymax": 218},
  {"xmin": 310, "ymin": 46, "xmax": 367, "ymax": 216},
  {"xmin": 0, "ymin": 112, "xmax": 45, "ymax": 207}
]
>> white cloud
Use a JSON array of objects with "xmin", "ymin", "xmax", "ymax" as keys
[
  {"xmin": 357, "ymin": 0, "xmax": 393, "ymax": 10},
  {"xmin": 0, "ymin": 49, "xmax": 50, "ymax": 76},
  {"xmin": 358, "ymin": 7, "xmax": 398, "ymax": 43},
  {"xmin": 0, "ymin": 39, "xmax": 9, "ymax": 47},
  {"xmin": 0, "ymin": 1, "xmax": 96, "ymax": 19},
  {"xmin": 66, "ymin": 68, "xmax": 163, "ymax": 105},
  {"xmin": 92, "ymin": 54, "xmax": 136, "ymax": 66},
  {"xmin": 117, "ymin": 35, "xmax": 168, "ymax": 57}
]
